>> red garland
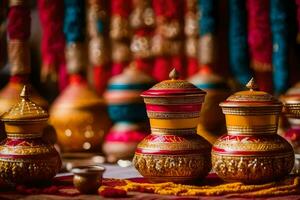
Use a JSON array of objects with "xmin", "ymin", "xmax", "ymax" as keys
[
  {"xmin": 93, "ymin": 65, "xmax": 110, "ymax": 95},
  {"xmin": 8, "ymin": 5, "xmax": 30, "ymax": 40},
  {"xmin": 111, "ymin": 0, "xmax": 132, "ymax": 76},
  {"xmin": 111, "ymin": 0, "xmax": 131, "ymax": 17},
  {"xmin": 247, "ymin": 0, "xmax": 273, "ymax": 93},
  {"xmin": 38, "ymin": 0, "xmax": 67, "ymax": 91},
  {"xmin": 152, "ymin": 0, "xmax": 184, "ymax": 81}
]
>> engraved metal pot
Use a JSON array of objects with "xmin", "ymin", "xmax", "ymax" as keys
[
  {"xmin": 133, "ymin": 69, "xmax": 211, "ymax": 183},
  {"xmin": 0, "ymin": 86, "xmax": 61, "ymax": 185},
  {"xmin": 212, "ymin": 78, "xmax": 294, "ymax": 184},
  {"xmin": 281, "ymin": 82, "xmax": 300, "ymax": 153}
]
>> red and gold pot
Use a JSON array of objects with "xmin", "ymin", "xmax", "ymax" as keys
[
  {"xmin": 133, "ymin": 69, "xmax": 211, "ymax": 183},
  {"xmin": 212, "ymin": 78, "xmax": 294, "ymax": 184},
  {"xmin": 0, "ymin": 86, "xmax": 61, "ymax": 185}
]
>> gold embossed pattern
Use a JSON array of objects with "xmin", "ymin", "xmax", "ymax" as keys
[
  {"xmin": 2, "ymin": 86, "xmax": 48, "ymax": 121},
  {"xmin": 133, "ymin": 154, "xmax": 211, "ymax": 182},
  {"xmin": 212, "ymin": 153, "xmax": 294, "ymax": 184}
]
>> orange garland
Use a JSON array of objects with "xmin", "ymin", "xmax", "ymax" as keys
[{"xmin": 99, "ymin": 176, "xmax": 300, "ymax": 198}]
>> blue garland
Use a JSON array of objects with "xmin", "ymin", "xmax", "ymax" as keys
[
  {"xmin": 270, "ymin": 0, "xmax": 289, "ymax": 95},
  {"xmin": 199, "ymin": 0, "xmax": 216, "ymax": 35},
  {"xmin": 63, "ymin": 0, "xmax": 85, "ymax": 43},
  {"xmin": 228, "ymin": 0, "xmax": 252, "ymax": 85}
]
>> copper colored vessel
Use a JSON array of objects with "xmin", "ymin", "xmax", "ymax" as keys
[
  {"xmin": 72, "ymin": 165, "xmax": 105, "ymax": 194},
  {"xmin": 133, "ymin": 69, "xmax": 211, "ymax": 183},
  {"xmin": 0, "ymin": 86, "xmax": 61, "ymax": 185},
  {"xmin": 212, "ymin": 78, "xmax": 294, "ymax": 184},
  {"xmin": 50, "ymin": 75, "xmax": 111, "ymax": 153}
]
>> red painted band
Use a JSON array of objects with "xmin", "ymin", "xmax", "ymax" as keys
[
  {"xmin": 0, "ymin": 152, "xmax": 59, "ymax": 159},
  {"xmin": 146, "ymin": 104, "xmax": 201, "ymax": 112},
  {"xmin": 135, "ymin": 148, "xmax": 209, "ymax": 155},
  {"xmin": 212, "ymin": 146, "xmax": 290, "ymax": 156}
]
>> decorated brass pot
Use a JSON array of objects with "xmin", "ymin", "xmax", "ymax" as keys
[
  {"xmin": 133, "ymin": 69, "xmax": 211, "ymax": 183},
  {"xmin": 281, "ymin": 82, "xmax": 300, "ymax": 153},
  {"xmin": 188, "ymin": 67, "xmax": 230, "ymax": 143},
  {"xmin": 103, "ymin": 66, "xmax": 153, "ymax": 162},
  {"xmin": 0, "ymin": 86, "xmax": 61, "ymax": 185},
  {"xmin": 50, "ymin": 75, "xmax": 111, "ymax": 152},
  {"xmin": 212, "ymin": 78, "xmax": 294, "ymax": 184}
]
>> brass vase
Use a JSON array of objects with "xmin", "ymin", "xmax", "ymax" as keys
[
  {"xmin": 188, "ymin": 67, "xmax": 230, "ymax": 143},
  {"xmin": 212, "ymin": 78, "xmax": 294, "ymax": 184},
  {"xmin": 0, "ymin": 86, "xmax": 61, "ymax": 185},
  {"xmin": 50, "ymin": 75, "xmax": 111, "ymax": 152},
  {"xmin": 133, "ymin": 69, "xmax": 211, "ymax": 183}
]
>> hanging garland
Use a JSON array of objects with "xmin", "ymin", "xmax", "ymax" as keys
[
  {"xmin": 198, "ymin": 0, "xmax": 215, "ymax": 70},
  {"xmin": 247, "ymin": 0, "xmax": 273, "ymax": 93},
  {"xmin": 185, "ymin": 0, "xmax": 199, "ymax": 77},
  {"xmin": 228, "ymin": 0, "xmax": 252, "ymax": 85},
  {"xmin": 152, "ymin": 0, "xmax": 184, "ymax": 81},
  {"xmin": 8, "ymin": 0, "xmax": 31, "ymax": 78},
  {"xmin": 38, "ymin": 0, "xmax": 66, "ymax": 91},
  {"xmin": 63, "ymin": 0, "xmax": 86, "ymax": 80},
  {"xmin": 87, "ymin": 0, "xmax": 110, "ymax": 95},
  {"xmin": 130, "ymin": 0, "xmax": 155, "ymax": 75},
  {"xmin": 270, "ymin": 0, "xmax": 289, "ymax": 95},
  {"xmin": 110, "ymin": 0, "xmax": 132, "ymax": 76}
]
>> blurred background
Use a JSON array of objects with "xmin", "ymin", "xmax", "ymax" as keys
[{"xmin": 0, "ymin": 0, "xmax": 299, "ymax": 100}]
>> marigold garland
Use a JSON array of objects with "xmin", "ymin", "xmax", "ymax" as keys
[{"xmin": 99, "ymin": 176, "xmax": 300, "ymax": 198}]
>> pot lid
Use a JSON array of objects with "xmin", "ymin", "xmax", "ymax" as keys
[
  {"xmin": 141, "ymin": 68, "xmax": 206, "ymax": 97},
  {"xmin": 107, "ymin": 64, "xmax": 154, "ymax": 90},
  {"xmin": 1, "ymin": 86, "xmax": 49, "ymax": 121},
  {"xmin": 220, "ymin": 78, "xmax": 281, "ymax": 107},
  {"xmin": 282, "ymin": 82, "xmax": 300, "ymax": 104}
]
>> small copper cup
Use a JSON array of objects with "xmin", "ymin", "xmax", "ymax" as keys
[{"xmin": 72, "ymin": 165, "xmax": 105, "ymax": 194}]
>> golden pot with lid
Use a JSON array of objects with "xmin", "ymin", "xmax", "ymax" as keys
[
  {"xmin": 212, "ymin": 78, "xmax": 294, "ymax": 184},
  {"xmin": 0, "ymin": 86, "xmax": 61, "ymax": 185},
  {"xmin": 133, "ymin": 69, "xmax": 211, "ymax": 183}
]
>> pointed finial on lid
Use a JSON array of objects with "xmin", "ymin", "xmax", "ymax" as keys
[
  {"xmin": 20, "ymin": 85, "xmax": 29, "ymax": 100},
  {"xmin": 169, "ymin": 68, "xmax": 179, "ymax": 80},
  {"xmin": 246, "ymin": 78, "xmax": 259, "ymax": 91}
]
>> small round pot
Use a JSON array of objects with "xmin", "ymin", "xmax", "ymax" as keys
[{"xmin": 72, "ymin": 165, "xmax": 105, "ymax": 194}]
